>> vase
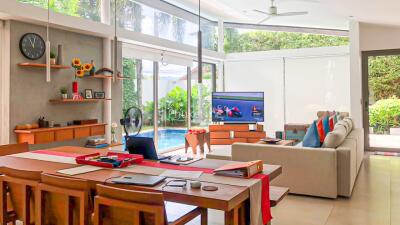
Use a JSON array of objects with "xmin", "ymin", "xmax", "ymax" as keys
[
  {"xmin": 50, "ymin": 58, "xmax": 56, "ymax": 65},
  {"xmin": 57, "ymin": 44, "xmax": 63, "ymax": 65},
  {"xmin": 72, "ymin": 81, "xmax": 78, "ymax": 94},
  {"xmin": 111, "ymin": 133, "xmax": 117, "ymax": 143},
  {"xmin": 61, "ymin": 93, "xmax": 68, "ymax": 99}
]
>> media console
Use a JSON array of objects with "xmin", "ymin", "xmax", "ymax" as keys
[{"xmin": 209, "ymin": 124, "xmax": 266, "ymax": 145}]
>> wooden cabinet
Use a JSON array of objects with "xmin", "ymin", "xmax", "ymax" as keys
[
  {"xmin": 209, "ymin": 124, "xmax": 266, "ymax": 145},
  {"xmin": 14, "ymin": 123, "xmax": 106, "ymax": 144}
]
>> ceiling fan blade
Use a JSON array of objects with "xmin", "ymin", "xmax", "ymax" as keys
[
  {"xmin": 276, "ymin": 11, "xmax": 308, "ymax": 16},
  {"xmin": 258, "ymin": 16, "xmax": 273, "ymax": 24},
  {"xmin": 253, "ymin": 9, "xmax": 271, "ymax": 15}
]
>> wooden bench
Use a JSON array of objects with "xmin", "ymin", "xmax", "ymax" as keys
[{"xmin": 270, "ymin": 186, "xmax": 289, "ymax": 207}]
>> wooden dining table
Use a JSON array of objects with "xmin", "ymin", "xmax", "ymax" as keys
[{"xmin": 0, "ymin": 146, "xmax": 282, "ymax": 225}]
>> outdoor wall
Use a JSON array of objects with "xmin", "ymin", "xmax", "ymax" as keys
[
  {"xmin": 225, "ymin": 46, "xmax": 350, "ymax": 136},
  {"xmin": 9, "ymin": 20, "xmax": 105, "ymax": 149}
]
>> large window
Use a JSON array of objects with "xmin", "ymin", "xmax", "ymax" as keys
[
  {"xmin": 18, "ymin": 0, "xmax": 101, "ymax": 22},
  {"xmin": 224, "ymin": 27, "xmax": 349, "ymax": 53}
]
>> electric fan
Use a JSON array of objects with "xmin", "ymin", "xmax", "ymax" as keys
[{"xmin": 120, "ymin": 107, "xmax": 143, "ymax": 144}]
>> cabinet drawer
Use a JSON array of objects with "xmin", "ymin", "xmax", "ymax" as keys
[
  {"xmin": 91, "ymin": 125, "xmax": 105, "ymax": 136},
  {"xmin": 35, "ymin": 131, "xmax": 55, "ymax": 144},
  {"xmin": 210, "ymin": 132, "xmax": 230, "ymax": 139},
  {"xmin": 74, "ymin": 127, "xmax": 91, "ymax": 139},
  {"xmin": 55, "ymin": 129, "xmax": 74, "ymax": 142},
  {"xmin": 235, "ymin": 131, "xmax": 266, "ymax": 138}
]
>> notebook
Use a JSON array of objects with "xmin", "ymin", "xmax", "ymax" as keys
[{"xmin": 111, "ymin": 174, "xmax": 166, "ymax": 186}]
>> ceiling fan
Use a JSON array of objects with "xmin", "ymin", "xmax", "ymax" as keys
[{"xmin": 253, "ymin": 0, "xmax": 309, "ymax": 24}]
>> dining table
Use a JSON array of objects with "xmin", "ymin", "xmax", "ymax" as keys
[{"xmin": 0, "ymin": 146, "xmax": 282, "ymax": 225}]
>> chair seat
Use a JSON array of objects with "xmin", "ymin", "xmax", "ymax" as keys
[{"xmin": 165, "ymin": 201, "xmax": 198, "ymax": 223}]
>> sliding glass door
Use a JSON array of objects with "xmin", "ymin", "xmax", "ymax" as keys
[
  {"xmin": 362, "ymin": 50, "xmax": 400, "ymax": 151},
  {"xmin": 157, "ymin": 63, "xmax": 188, "ymax": 152}
]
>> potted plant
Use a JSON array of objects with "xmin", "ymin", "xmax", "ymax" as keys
[
  {"xmin": 60, "ymin": 87, "xmax": 68, "ymax": 99},
  {"xmin": 50, "ymin": 52, "xmax": 56, "ymax": 65}
]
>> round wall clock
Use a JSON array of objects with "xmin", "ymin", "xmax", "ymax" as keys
[{"xmin": 19, "ymin": 33, "xmax": 46, "ymax": 60}]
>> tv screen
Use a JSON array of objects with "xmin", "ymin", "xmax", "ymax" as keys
[{"xmin": 212, "ymin": 92, "xmax": 264, "ymax": 123}]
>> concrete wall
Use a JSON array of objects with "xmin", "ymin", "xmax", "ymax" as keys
[{"xmin": 9, "ymin": 20, "xmax": 109, "ymax": 149}]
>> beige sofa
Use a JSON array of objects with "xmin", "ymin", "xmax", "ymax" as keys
[{"xmin": 229, "ymin": 127, "xmax": 364, "ymax": 198}]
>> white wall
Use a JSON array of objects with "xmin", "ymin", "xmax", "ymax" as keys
[
  {"xmin": 225, "ymin": 46, "xmax": 350, "ymax": 135},
  {"xmin": 0, "ymin": 20, "xmax": 10, "ymax": 144}
]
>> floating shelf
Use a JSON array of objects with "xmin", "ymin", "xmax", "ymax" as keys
[
  {"xmin": 87, "ymin": 74, "xmax": 113, "ymax": 79},
  {"xmin": 117, "ymin": 76, "xmax": 131, "ymax": 80},
  {"xmin": 18, "ymin": 63, "xmax": 71, "ymax": 69},
  {"xmin": 49, "ymin": 99, "xmax": 112, "ymax": 103}
]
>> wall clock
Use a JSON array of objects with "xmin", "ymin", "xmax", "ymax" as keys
[{"xmin": 19, "ymin": 33, "xmax": 46, "ymax": 60}]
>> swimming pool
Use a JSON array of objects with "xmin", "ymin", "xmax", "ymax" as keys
[{"xmin": 135, "ymin": 129, "xmax": 187, "ymax": 152}]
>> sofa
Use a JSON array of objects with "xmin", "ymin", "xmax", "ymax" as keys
[{"xmin": 207, "ymin": 118, "xmax": 364, "ymax": 198}]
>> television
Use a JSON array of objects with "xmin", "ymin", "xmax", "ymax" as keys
[{"xmin": 212, "ymin": 92, "xmax": 264, "ymax": 123}]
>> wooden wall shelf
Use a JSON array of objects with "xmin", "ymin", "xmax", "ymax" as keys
[
  {"xmin": 49, "ymin": 99, "xmax": 111, "ymax": 103},
  {"xmin": 14, "ymin": 123, "xmax": 106, "ymax": 144},
  {"xmin": 18, "ymin": 63, "xmax": 71, "ymax": 69},
  {"xmin": 88, "ymin": 74, "xmax": 113, "ymax": 79}
]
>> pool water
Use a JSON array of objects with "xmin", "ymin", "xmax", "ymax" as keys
[{"xmin": 124, "ymin": 129, "xmax": 187, "ymax": 152}]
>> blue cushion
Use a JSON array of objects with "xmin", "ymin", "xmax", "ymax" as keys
[
  {"xmin": 323, "ymin": 116, "xmax": 330, "ymax": 134},
  {"xmin": 302, "ymin": 121, "xmax": 321, "ymax": 148}
]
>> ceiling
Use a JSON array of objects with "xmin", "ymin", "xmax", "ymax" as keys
[{"xmin": 163, "ymin": 0, "xmax": 400, "ymax": 31}]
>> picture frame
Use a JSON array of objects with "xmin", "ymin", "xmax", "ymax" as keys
[
  {"xmin": 94, "ymin": 91, "xmax": 105, "ymax": 99},
  {"xmin": 84, "ymin": 89, "xmax": 93, "ymax": 99}
]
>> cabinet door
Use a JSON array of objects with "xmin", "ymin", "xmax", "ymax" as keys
[
  {"xmin": 74, "ymin": 127, "xmax": 91, "ymax": 139},
  {"xmin": 55, "ymin": 129, "xmax": 74, "ymax": 142},
  {"xmin": 35, "ymin": 131, "xmax": 55, "ymax": 144},
  {"xmin": 90, "ymin": 125, "xmax": 105, "ymax": 136}
]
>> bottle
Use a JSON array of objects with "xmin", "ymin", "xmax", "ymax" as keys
[{"xmin": 90, "ymin": 60, "xmax": 95, "ymax": 76}]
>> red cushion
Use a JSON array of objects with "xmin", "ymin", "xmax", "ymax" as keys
[
  {"xmin": 329, "ymin": 117, "xmax": 335, "ymax": 131},
  {"xmin": 316, "ymin": 119, "xmax": 325, "ymax": 143}
]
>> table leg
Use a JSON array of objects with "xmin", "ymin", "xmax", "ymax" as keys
[{"xmin": 225, "ymin": 205, "xmax": 244, "ymax": 225}]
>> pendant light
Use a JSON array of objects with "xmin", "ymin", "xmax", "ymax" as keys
[
  {"xmin": 197, "ymin": 0, "xmax": 202, "ymax": 84},
  {"xmin": 113, "ymin": 0, "xmax": 117, "ymax": 83},
  {"xmin": 46, "ymin": 0, "xmax": 51, "ymax": 82}
]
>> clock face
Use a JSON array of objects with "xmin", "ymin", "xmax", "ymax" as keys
[{"xmin": 19, "ymin": 33, "xmax": 46, "ymax": 60}]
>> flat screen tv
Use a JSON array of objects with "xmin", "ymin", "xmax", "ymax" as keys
[{"xmin": 212, "ymin": 92, "xmax": 264, "ymax": 123}]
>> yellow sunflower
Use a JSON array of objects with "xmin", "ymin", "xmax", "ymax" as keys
[
  {"xmin": 72, "ymin": 58, "xmax": 81, "ymax": 68},
  {"xmin": 76, "ymin": 69, "xmax": 85, "ymax": 77},
  {"xmin": 83, "ymin": 63, "xmax": 93, "ymax": 72}
]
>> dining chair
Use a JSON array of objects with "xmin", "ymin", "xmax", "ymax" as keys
[
  {"xmin": 0, "ymin": 167, "xmax": 42, "ymax": 225},
  {"xmin": 0, "ymin": 143, "xmax": 29, "ymax": 157},
  {"xmin": 94, "ymin": 184, "xmax": 207, "ymax": 225},
  {"xmin": 36, "ymin": 173, "xmax": 92, "ymax": 225}
]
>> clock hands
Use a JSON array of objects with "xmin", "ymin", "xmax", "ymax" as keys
[
  {"xmin": 33, "ymin": 36, "xmax": 36, "ymax": 48},
  {"xmin": 28, "ymin": 36, "xmax": 34, "ymax": 48}
]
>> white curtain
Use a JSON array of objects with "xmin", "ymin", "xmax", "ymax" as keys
[{"xmin": 0, "ymin": 20, "xmax": 10, "ymax": 144}]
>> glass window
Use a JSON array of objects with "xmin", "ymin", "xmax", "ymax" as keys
[
  {"xmin": 224, "ymin": 27, "xmax": 349, "ymax": 53},
  {"xmin": 18, "ymin": 0, "xmax": 101, "ymax": 22}
]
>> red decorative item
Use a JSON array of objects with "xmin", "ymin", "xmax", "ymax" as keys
[
  {"xmin": 76, "ymin": 152, "xmax": 144, "ymax": 168},
  {"xmin": 188, "ymin": 129, "xmax": 206, "ymax": 134},
  {"xmin": 72, "ymin": 81, "xmax": 78, "ymax": 93}
]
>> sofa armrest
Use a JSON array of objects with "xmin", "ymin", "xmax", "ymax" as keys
[
  {"xmin": 232, "ymin": 143, "xmax": 338, "ymax": 198},
  {"xmin": 336, "ymin": 139, "xmax": 357, "ymax": 197}
]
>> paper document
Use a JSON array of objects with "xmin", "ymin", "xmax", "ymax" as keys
[{"xmin": 57, "ymin": 165, "xmax": 103, "ymax": 175}]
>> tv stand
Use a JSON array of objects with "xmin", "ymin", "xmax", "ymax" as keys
[{"xmin": 209, "ymin": 124, "xmax": 266, "ymax": 145}]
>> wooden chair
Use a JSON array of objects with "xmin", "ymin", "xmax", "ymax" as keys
[
  {"xmin": 0, "ymin": 167, "xmax": 42, "ymax": 225},
  {"xmin": 36, "ymin": 174, "xmax": 92, "ymax": 225},
  {"xmin": 94, "ymin": 184, "xmax": 207, "ymax": 225},
  {"xmin": 0, "ymin": 143, "xmax": 29, "ymax": 157}
]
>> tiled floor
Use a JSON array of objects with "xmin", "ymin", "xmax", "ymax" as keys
[{"xmin": 187, "ymin": 153, "xmax": 400, "ymax": 225}]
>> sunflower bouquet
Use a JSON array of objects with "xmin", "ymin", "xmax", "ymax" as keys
[{"xmin": 71, "ymin": 58, "xmax": 94, "ymax": 78}]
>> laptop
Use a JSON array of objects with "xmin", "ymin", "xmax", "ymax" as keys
[
  {"xmin": 111, "ymin": 174, "xmax": 166, "ymax": 187},
  {"xmin": 125, "ymin": 136, "xmax": 159, "ymax": 160}
]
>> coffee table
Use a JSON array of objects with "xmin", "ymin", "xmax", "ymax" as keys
[{"xmin": 257, "ymin": 139, "xmax": 296, "ymax": 146}]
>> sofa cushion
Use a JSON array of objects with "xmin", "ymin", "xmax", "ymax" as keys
[
  {"xmin": 316, "ymin": 119, "xmax": 326, "ymax": 143},
  {"xmin": 322, "ymin": 125, "xmax": 347, "ymax": 148},
  {"xmin": 329, "ymin": 116, "xmax": 335, "ymax": 131},
  {"xmin": 303, "ymin": 121, "xmax": 321, "ymax": 148},
  {"xmin": 343, "ymin": 117, "xmax": 354, "ymax": 131},
  {"xmin": 336, "ymin": 120, "xmax": 350, "ymax": 134},
  {"xmin": 323, "ymin": 116, "xmax": 331, "ymax": 134}
]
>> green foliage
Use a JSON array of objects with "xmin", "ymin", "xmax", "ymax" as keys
[
  {"xmin": 122, "ymin": 58, "xmax": 137, "ymax": 115},
  {"xmin": 159, "ymin": 86, "xmax": 188, "ymax": 125},
  {"xmin": 369, "ymin": 98, "xmax": 400, "ymax": 133},
  {"xmin": 368, "ymin": 56, "xmax": 400, "ymax": 100},
  {"xmin": 224, "ymin": 28, "xmax": 349, "ymax": 53}
]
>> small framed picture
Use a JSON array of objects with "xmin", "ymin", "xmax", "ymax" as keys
[
  {"xmin": 94, "ymin": 91, "xmax": 105, "ymax": 99},
  {"xmin": 84, "ymin": 89, "xmax": 93, "ymax": 99}
]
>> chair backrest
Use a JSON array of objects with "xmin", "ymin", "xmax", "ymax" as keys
[
  {"xmin": 94, "ymin": 184, "xmax": 166, "ymax": 225},
  {"xmin": 0, "ymin": 143, "xmax": 29, "ymax": 157},
  {"xmin": 0, "ymin": 167, "xmax": 41, "ymax": 225},
  {"xmin": 37, "ymin": 173, "xmax": 92, "ymax": 225}
]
